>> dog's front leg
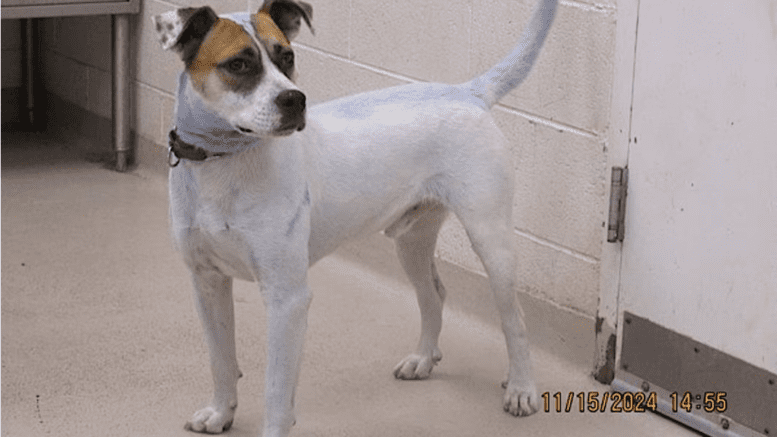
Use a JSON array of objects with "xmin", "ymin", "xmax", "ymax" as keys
[
  {"xmin": 186, "ymin": 268, "xmax": 241, "ymax": 433},
  {"xmin": 260, "ymin": 267, "xmax": 312, "ymax": 437}
]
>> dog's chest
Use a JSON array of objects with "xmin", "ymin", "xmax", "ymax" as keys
[
  {"xmin": 181, "ymin": 195, "xmax": 260, "ymax": 282},
  {"xmin": 169, "ymin": 148, "xmax": 309, "ymax": 281},
  {"xmin": 169, "ymin": 164, "xmax": 260, "ymax": 280}
]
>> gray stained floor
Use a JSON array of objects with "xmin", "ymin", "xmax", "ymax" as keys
[{"xmin": 1, "ymin": 131, "xmax": 702, "ymax": 436}]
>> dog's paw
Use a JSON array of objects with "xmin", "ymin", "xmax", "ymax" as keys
[
  {"xmin": 184, "ymin": 405, "xmax": 236, "ymax": 434},
  {"xmin": 392, "ymin": 348, "xmax": 442, "ymax": 380},
  {"xmin": 501, "ymin": 379, "xmax": 539, "ymax": 417}
]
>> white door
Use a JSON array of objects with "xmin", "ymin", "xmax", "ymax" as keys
[{"xmin": 613, "ymin": 0, "xmax": 777, "ymax": 435}]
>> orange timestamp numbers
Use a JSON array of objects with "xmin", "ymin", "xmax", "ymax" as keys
[
  {"xmin": 542, "ymin": 391, "xmax": 728, "ymax": 414},
  {"xmin": 542, "ymin": 391, "xmax": 658, "ymax": 413},
  {"xmin": 671, "ymin": 391, "xmax": 727, "ymax": 413}
]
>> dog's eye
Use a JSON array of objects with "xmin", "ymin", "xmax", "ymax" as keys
[
  {"xmin": 273, "ymin": 46, "xmax": 294, "ymax": 68},
  {"xmin": 226, "ymin": 59, "xmax": 250, "ymax": 74},
  {"xmin": 282, "ymin": 51, "xmax": 294, "ymax": 67}
]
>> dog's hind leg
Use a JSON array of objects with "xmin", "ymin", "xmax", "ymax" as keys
[
  {"xmin": 441, "ymin": 127, "xmax": 538, "ymax": 416},
  {"xmin": 186, "ymin": 269, "xmax": 241, "ymax": 434},
  {"xmin": 453, "ymin": 193, "xmax": 539, "ymax": 417},
  {"xmin": 462, "ymin": 216, "xmax": 538, "ymax": 416},
  {"xmin": 389, "ymin": 202, "xmax": 449, "ymax": 380}
]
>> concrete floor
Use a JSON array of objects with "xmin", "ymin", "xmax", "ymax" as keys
[{"xmin": 1, "ymin": 131, "xmax": 703, "ymax": 436}]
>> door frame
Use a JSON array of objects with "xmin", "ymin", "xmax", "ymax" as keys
[{"xmin": 593, "ymin": 0, "xmax": 639, "ymax": 383}]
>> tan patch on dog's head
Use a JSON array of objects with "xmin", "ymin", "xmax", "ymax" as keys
[
  {"xmin": 254, "ymin": 11, "xmax": 291, "ymax": 48},
  {"xmin": 189, "ymin": 18, "xmax": 256, "ymax": 90}
]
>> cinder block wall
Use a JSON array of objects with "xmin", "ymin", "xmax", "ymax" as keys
[
  {"xmin": 42, "ymin": 15, "xmax": 114, "ymax": 120},
  {"xmin": 22, "ymin": 0, "xmax": 616, "ymax": 318},
  {"xmin": 2, "ymin": 19, "xmax": 23, "ymax": 124},
  {"xmin": 1, "ymin": 20, "xmax": 22, "ymax": 89}
]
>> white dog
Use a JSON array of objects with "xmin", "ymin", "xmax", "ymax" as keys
[{"xmin": 152, "ymin": 0, "xmax": 557, "ymax": 435}]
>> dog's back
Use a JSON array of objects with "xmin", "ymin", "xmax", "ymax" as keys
[{"xmin": 153, "ymin": 1, "xmax": 558, "ymax": 435}]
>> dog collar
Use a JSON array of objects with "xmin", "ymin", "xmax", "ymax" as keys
[{"xmin": 168, "ymin": 128, "xmax": 231, "ymax": 167}]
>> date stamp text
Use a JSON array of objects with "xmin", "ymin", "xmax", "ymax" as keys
[{"xmin": 541, "ymin": 391, "xmax": 728, "ymax": 414}]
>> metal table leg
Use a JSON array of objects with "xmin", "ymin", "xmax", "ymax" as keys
[
  {"xmin": 112, "ymin": 14, "xmax": 131, "ymax": 172},
  {"xmin": 24, "ymin": 18, "xmax": 36, "ymax": 127},
  {"xmin": 22, "ymin": 18, "xmax": 41, "ymax": 130}
]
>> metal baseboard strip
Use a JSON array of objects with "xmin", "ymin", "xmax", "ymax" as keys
[
  {"xmin": 612, "ymin": 370, "xmax": 763, "ymax": 437},
  {"xmin": 616, "ymin": 312, "xmax": 775, "ymax": 437}
]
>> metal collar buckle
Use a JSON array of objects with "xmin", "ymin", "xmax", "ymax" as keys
[{"xmin": 168, "ymin": 145, "xmax": 181, "ymax": 167}]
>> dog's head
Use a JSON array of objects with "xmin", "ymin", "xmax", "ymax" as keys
[{"xmin": 152, "ymin": 0, "xmax": 313, "ymax": 137}]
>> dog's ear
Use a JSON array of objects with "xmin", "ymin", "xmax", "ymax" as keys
[
  {"xmin": 152, "ymin": 7, "xmax": 219, "ymax": 63},
  {"xmin": 257, "ymin": 0, "xmax": 314, "ymax": 42}
]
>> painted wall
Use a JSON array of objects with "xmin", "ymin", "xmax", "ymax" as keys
[
  {"xmin": 2, "ymin": 19, "xmax": 23, "ymax": 124},
  {"xmin": 1, "ymin": 19, "xmax": 22, "ymax": 89},
  {"xmin": 40, "ymin": 14, "xmax": 115, "ymax": 120},
  {"xmin": 18, "ymin": 0, "xmax": 617, "ymax": 317}
]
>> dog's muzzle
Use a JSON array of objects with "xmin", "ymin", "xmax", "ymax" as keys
[{"xmin": 275, "ymin": 90, "xmax": 307, "ymax": 133}]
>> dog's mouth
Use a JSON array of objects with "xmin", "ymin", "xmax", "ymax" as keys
[
  {"xmin": 276, "ymin": 120, "xmax": 306, "ymax": 136},
  {"xmin": 234, "ymin": 119, "xmax": 305, "ymax": 137}
]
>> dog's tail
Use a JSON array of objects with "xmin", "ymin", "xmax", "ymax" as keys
[{"xmin": 464, "ymin": 0, "xmax": 557, "ymax": 110}]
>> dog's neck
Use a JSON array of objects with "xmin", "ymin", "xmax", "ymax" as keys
[{"xmin": 172, "ymin": 72, "xmax": 263, "ymax": 158}]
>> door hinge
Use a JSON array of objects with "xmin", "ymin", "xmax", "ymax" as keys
[{"xmin": 607, "ymin": 167, "xmax": 628, "ymax": 243}]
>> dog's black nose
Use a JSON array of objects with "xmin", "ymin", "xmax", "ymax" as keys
[{"xmin": 275, "ymin": 90, "xmax": 306, "ymax": 113}]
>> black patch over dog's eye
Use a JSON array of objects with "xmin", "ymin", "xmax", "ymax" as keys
[
  {"xmin": 271, "ymin": 45, "xmax": 295, "ymax": 79},
  {"xmin": 226, "ymin": 58, "xmax": 251, "ymax": 75},
  {"xmin": 216, "ymin": 48, "xmax": 263, "ymax": 95},
  {"xmin": 282, "ymin": 51, "xmax": 294, "ymax": 67}
]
